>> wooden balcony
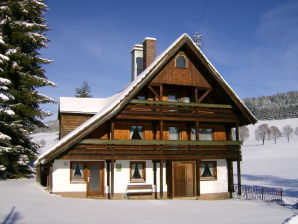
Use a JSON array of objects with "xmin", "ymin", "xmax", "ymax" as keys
[
  {"xmin": 61, "ymin": 139, "xmax": 242, "ymax": 160},
  {"xmin": 116, "ymin": 99, "xmax": 238, "ymax": 122}
]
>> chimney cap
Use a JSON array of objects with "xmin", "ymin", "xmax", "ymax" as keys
[
  {"xmin": 143, "ymin": 37, "xmax": 157, "ymax": 43},
  {"xmin": 130, "ymin": 44, "xmax": 143, "ymax": 53}
]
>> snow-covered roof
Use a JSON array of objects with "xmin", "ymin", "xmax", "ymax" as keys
[
  {"xmin": 59, "ymin": 96, "xmax": 116, "ymax": 114},
  {"xmin": 34, "ymin": 33, "xmax": 257, "ymax": 166}
]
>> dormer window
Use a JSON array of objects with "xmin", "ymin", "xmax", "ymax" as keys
[{"xmin": 175, "ymin": 55, "xmax": 187, "ymax": 68}]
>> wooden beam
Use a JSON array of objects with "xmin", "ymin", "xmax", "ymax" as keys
[
  {"xmin": 196, "ymin": 121, "xmax": 200, "ymax": 141},
  {"xmin": 148, "ymin": 85, "xmax": 160, "ymax": 100},
  {"xmin": 106, "ymin": 160, "xmax": 110, "ymax": 199},
  {"xmin": 160, "ymin": 120, "xmax": 164, "ymax": 140},
  {"xmin": 160, "ymin": 160, "xmax": 163, "ymax": 199},
  {"xmin": 111, "ymin": 160, "xmax": 115, "ymax": 199},
  {"xmin": 195, "ymin": 87, "xmax": 198, "ymax": 103},
  {"xmin": 237, "ymin": 160, "xmax": 242, "ymax": 196},
  {"xmin": 236, "ymin": 122, "xmax": 239, "ymax": 141},
  {"xmin": 159, "ymin": 84, "xmax": 163, "ymax": 101},
  {"xmin": 117, "ymin": 115, "xmax": 238, "ymax": 123},
  {"xmin": 227, "ymin": 159, "xmax": 234, "ymax": 198},
  {"xmin": 198, "ymin": 89, "xmax": 211, "ymax": 103},
  {"xmin": 153, "ymin": 161, "xmax": 157, "ymax": 199},
  {"xmin": 196, "ymin": 160, "xmax": 201, "ymax": 197},
  {"xmin": 110, "ymin": 121, "xmax": 115, "ymax": 140}
]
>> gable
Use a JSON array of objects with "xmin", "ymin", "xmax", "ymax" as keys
[{"xmin": 151, "ymin": 50, "xmax": 211, "ymax": 88}]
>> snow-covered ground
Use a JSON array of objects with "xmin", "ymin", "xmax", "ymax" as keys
[
  {"xmin": 0, "ymin": 118, "xmax": 295, "ymax": 223},
  {"xmin": 0, "ymin": 179, "xmax": 295, "ymax": 224},
  {"xmin": 239, "ymin": 118, "xmax": 298, "ymax": 208}
]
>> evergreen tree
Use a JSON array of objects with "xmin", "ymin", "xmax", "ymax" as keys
[
  {"xmin": 75, "ymin": 81, "xmax": 92, "ymax": 98},
  {"xmin": 0, "ymin": 0, "xmax": 55, "ymax": 178}
]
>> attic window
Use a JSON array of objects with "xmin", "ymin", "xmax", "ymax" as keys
[{"xmin": 175, "ymin": 55, "xmax": 187, "ymax": 68}]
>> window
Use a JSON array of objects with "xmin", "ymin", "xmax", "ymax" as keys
[
  {"xmin": 176, "ymin": 55, "xmax": 187, "ymax": 68},
  {"xmin": 169, "ymin": 127, "xmax": 179, "ymax": 140},
  {"xmin": 200, "ymin": 161, "xmax": 217, "ymax": 180},
  {"xmin": 71, "ymin": 162, "xmax": 85, "ymax": 182},
  {"xmin": 191, "ymin": 128, "xmax": 197, "ymax": 140},
  {"xmin": 199, "ymin": 128, "xmax": 213, "ymax": 140},
  {"xmin": 130, "ymin": 126, "xmax": 143, "ymax": 139},
  {"xmin": 130, "ymin": 161, "xmax": 146, "ymax": 182}
]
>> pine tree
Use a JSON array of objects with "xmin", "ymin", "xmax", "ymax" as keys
[
  {"xmin": 0, "ymin": 0, "xmax": 55, "ymax": 178},
  {"xmin": 75, "ymin": 81, "xmax": 92, "ymax": 98}
]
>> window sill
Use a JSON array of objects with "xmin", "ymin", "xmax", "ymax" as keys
[
  {"xmin": 200, "ymin": 178, "xmax": 217, "ymax": 181},
  {"xmin": 130, "ymin": 180, "xmax": 146, "ymax": 183},
  {"xmin": 70, "ymin": 180, "xmax": 86, "ymax": 184}
]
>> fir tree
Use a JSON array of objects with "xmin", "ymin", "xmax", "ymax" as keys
[
  {"xmin": 75, "ymin": 81, "xmax": 92, "ymax": 98},
  {"xmin": 0, "ymin": 0, "xmax": 55, "ymax": 178}
]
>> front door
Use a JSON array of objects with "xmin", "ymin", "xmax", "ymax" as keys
[
  {"xmin": 172, "ymin": 161, "xmax": 195, "ymax": 197},
  {"xmin": 86, "ymin": 162, "xmax": 104, "ymax": 197}
]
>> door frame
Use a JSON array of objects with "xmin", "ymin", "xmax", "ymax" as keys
[
  {"xmin": 86, "ymin": 161, "xmax": 105, "ymax": 197},
  {"xmin": 172, "ymin": 161, "xmax": 196, "ymax": 198}
]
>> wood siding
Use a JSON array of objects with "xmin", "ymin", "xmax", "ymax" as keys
[
  {"xmin": 151, "ymin": 51, "xmax": 211, "ymax": 88},
  {"xmin": 60, "ymin": 113, "xmax": 93, "ymax": 138}
]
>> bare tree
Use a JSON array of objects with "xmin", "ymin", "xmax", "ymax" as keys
[
  {"xmin": 282, "ymin": 125, "xmax": 293, "ymax": 143},
  {"xmin": 295, "ymin": 126, "xmax": 298, "ymax": 136},
  {"xmin": 255, "ymin": 124, "xmax": 271, "ymax": 145},
  {"xmin": 270, "ymin": 126, "xmax": 281, "ymax": 144},
  {"xmin": 239, "ymin": 126, "xmax": 249, "ymax": 142}
]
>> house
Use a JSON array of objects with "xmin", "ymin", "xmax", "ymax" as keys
[{"xmin": 35, "ymin": 33, "xmax": 257, "ymax": 199}]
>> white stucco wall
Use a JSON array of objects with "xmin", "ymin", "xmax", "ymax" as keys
[
  {"xmin": 200, "ymin": 159, "xmax": 228, "ymax": 194},
  {"xmin": 52, "ymin": 159, "xmax": 227, "ymax": 195},
  {"xmin": 52, "ymin": 159, "xmax": 167, "ymax": 194},
  {"xmin": 114, "ymin": 160, "xmax": 167, "ymax": 194}
]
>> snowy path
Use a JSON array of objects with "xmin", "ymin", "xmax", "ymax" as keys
[{"xmin": 0, "ymin": 179, "xmax": 295, "ymax": 224}]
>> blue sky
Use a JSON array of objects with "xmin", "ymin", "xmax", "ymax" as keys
[{"xmin": 40, "ymin": 0, "xmax": 298, "ymax": 120}]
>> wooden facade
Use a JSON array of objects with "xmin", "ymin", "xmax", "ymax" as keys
[{"xmin": 36, "ymin": 34, "xmax": 256, "ymax": 200}]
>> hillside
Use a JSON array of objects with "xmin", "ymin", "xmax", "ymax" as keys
[{"xmin": 243, "ymin": 91, "xmax": 298, "ymax": 120}]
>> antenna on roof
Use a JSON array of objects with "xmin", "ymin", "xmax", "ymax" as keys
[{"xmin": 193, "ymin": 32, "xmax": 203, "ymax": 47}]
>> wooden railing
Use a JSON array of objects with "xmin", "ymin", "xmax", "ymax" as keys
[
  {"xmin": 78, "ymin": 139, "xmax": 242, "ymax": 151},
  {"xmin": 62, "ymin": 139, "xmax": 242, "ymax": 160},
  {"xmin": 116, "ymin": 100, "xmax": 238, "ymax": 122}
]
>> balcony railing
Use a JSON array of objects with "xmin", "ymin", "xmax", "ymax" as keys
[
  {"xmin": 116, "ymin": 100, "xmax": 238, "ymax": 122},
  {"xmin": 79, "ymin": 139, "xmax": 242, "ymax": 151}
]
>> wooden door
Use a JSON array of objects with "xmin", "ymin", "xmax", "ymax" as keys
[
  {"xmin": 172, "ymin": 161, "xmax": 195, "ymax": 197},
  {"xmin": 86, "ymin": 162, "xmax": 104, "ymax": 197}
]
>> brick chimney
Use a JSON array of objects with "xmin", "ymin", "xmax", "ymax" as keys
[{"xmin": 143, "ymin": 37, "xmax": 156, "ymax": 69}]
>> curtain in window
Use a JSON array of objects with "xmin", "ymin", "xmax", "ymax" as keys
[
  {"xmin": 199, "ymin": 128, "xmax": 213, "ymax": 140},
  {"xmin": 200, "ymin": 163, "xmax": 214, "ymax": 177},
  {"xmin": 132, "ymin": 164, "xmax": 143, "ymax": 179},
  {"xmin": 191, "ymin": 128, "xmax": 196, "ymax": 140},
  {"xmin": 130, "ymin": 126, "xmax": 143, "ymax": 139},
  {"xmin": 72, "ymin": 163, "xmax": 84, "ymax": 180},
  {"xmin": 169, "ymin": 127, "xmax": 179, "ymax": 140}
]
